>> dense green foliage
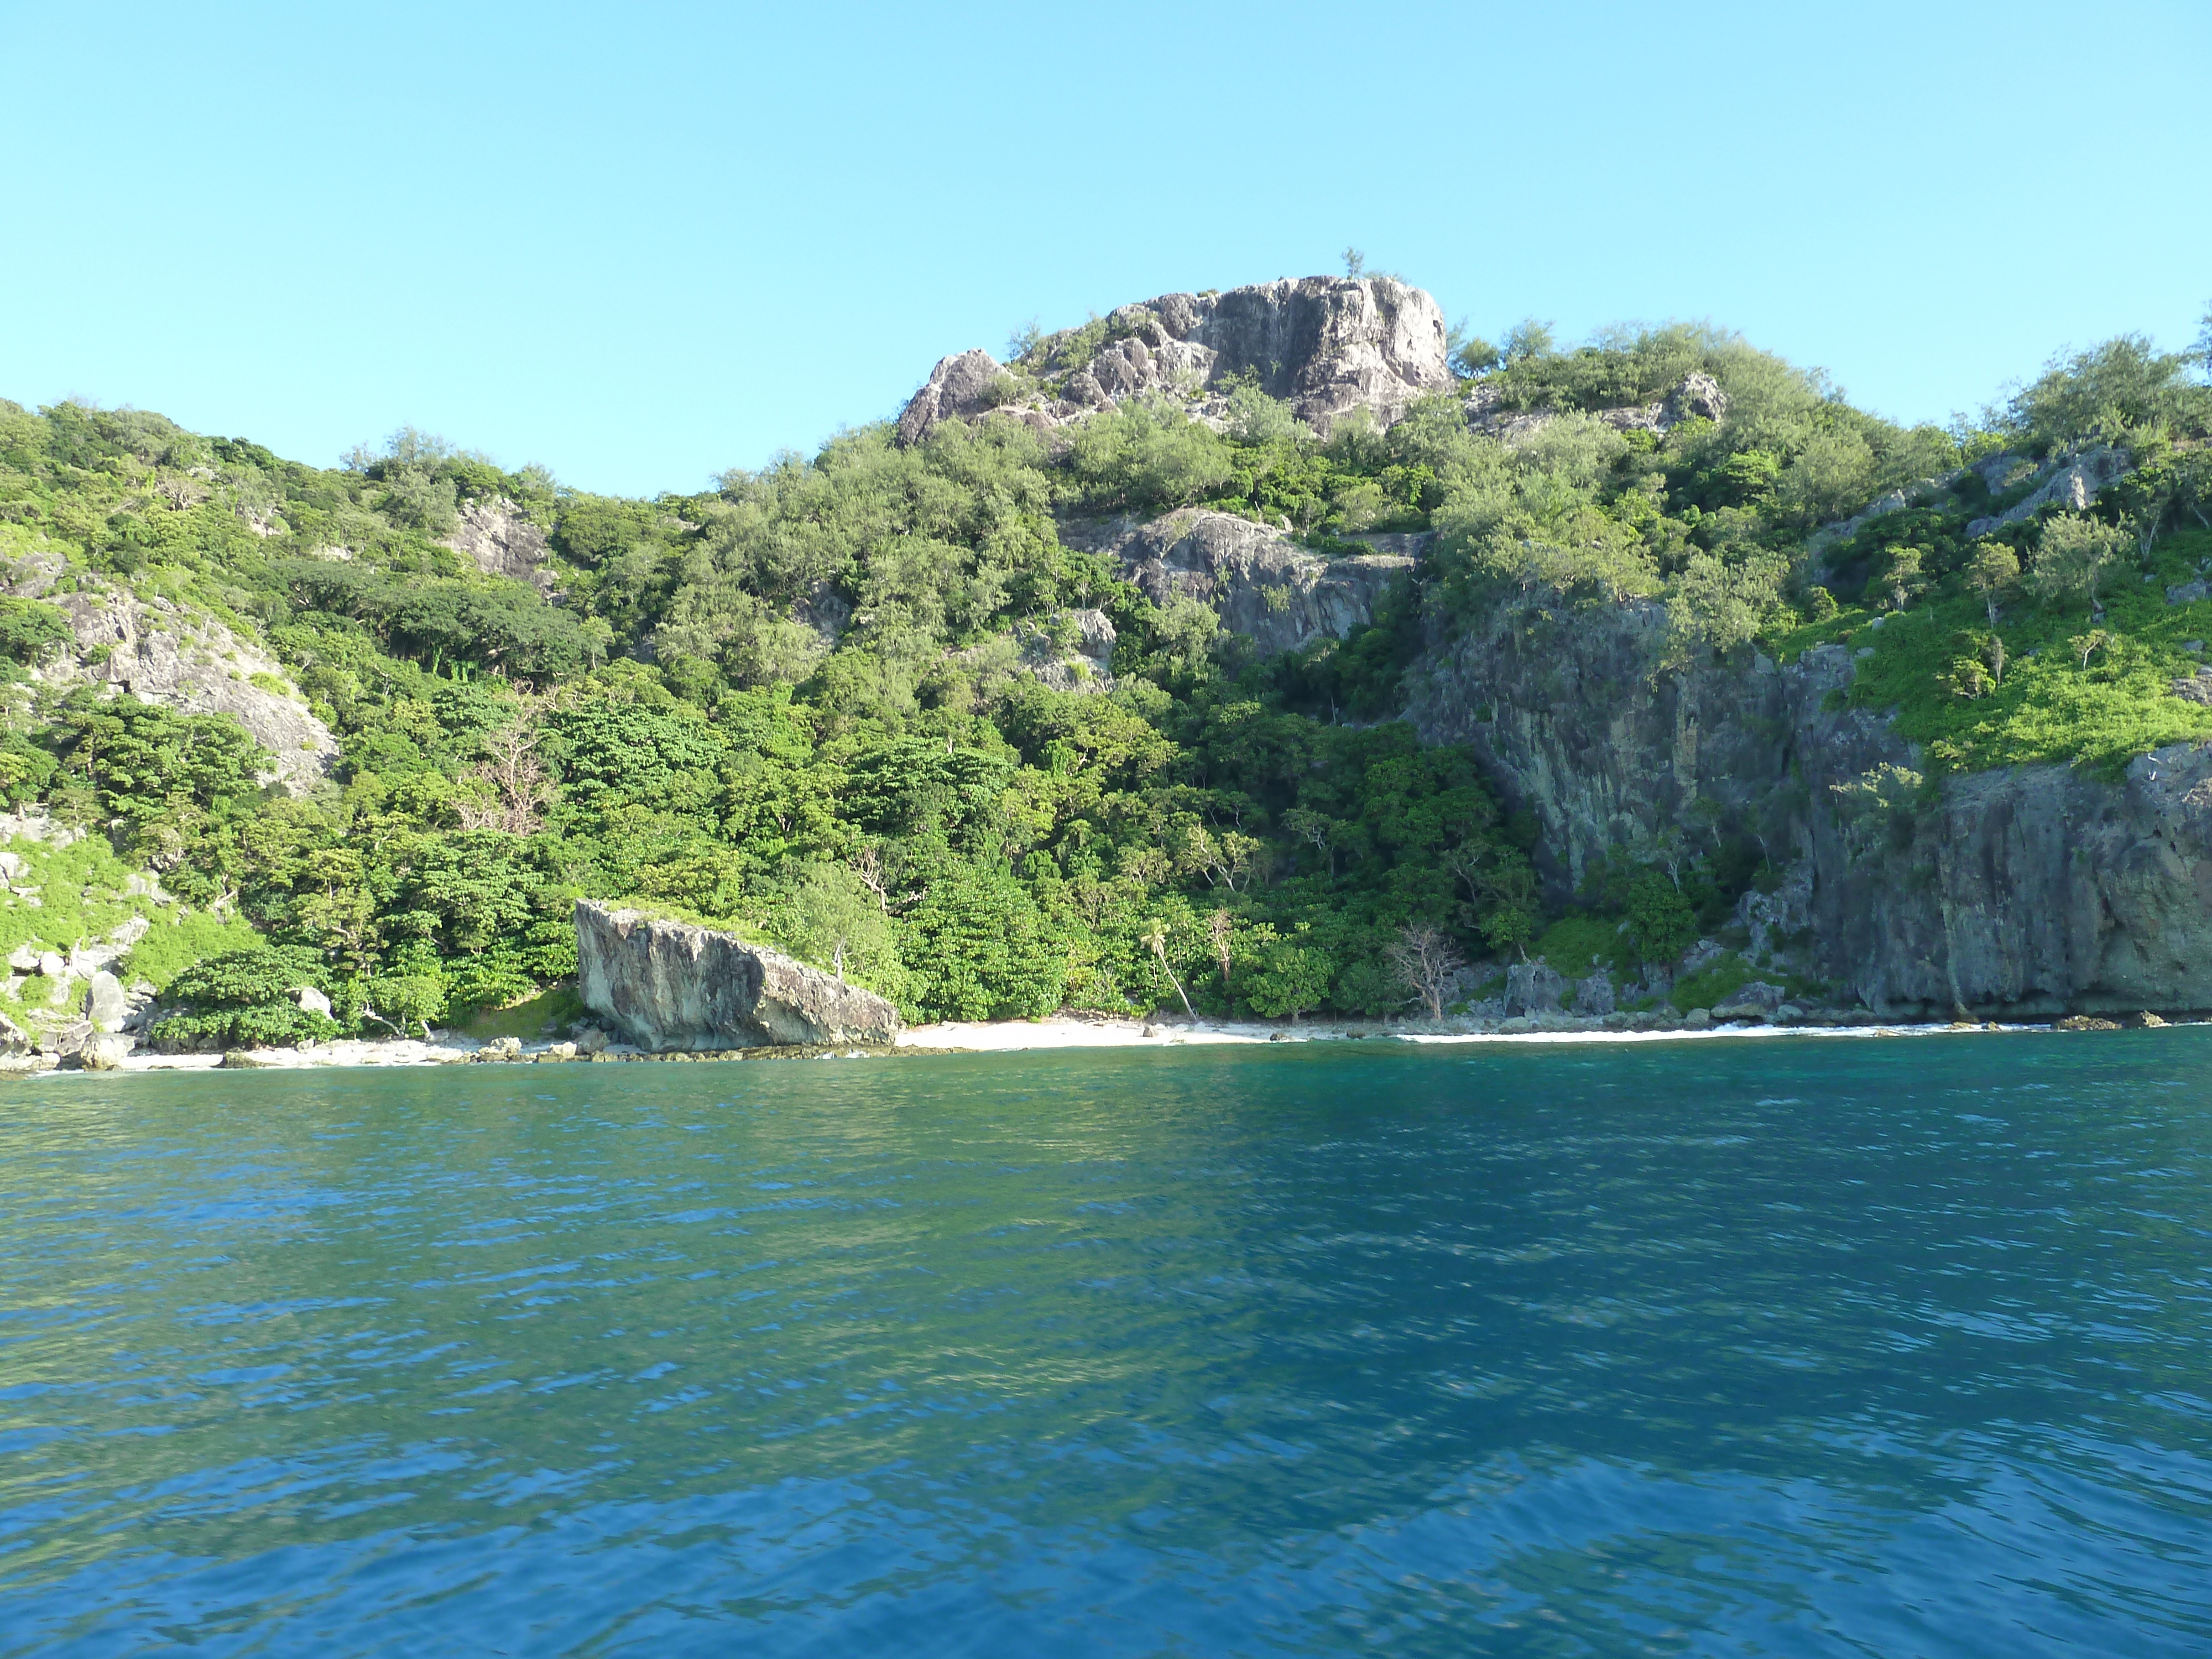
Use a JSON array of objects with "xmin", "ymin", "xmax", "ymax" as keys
[
  {"xmin": 0, "ymin": 386, "xmax": 1540, "ymax": 1031},
  {"xmin": 2, "ymin": 297, "xmax": 2206, "ymax": 1034}
]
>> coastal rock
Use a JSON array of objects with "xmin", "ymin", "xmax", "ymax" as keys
[
  {"xmin": 1572, "ymin": 972, "xmax": 1615, "ymax": 1016},
  {"xmin": 41, "ymin": 1018, "xmax": 94, "ymax": 1057},
  {"xmin": 85, "ymin": 971, "xmax": 129, "ymax": 1033},
  {"xmin": 1404, "ymin": 588, "xmax": 2212, "ymax": 1020},
  {"xmin": 575, "ymin": 901, "xmax": 902, "ymax": 1050},
  {"xmin": 78, "ymin": 1033, "xmax": 134, "ymax": 1071},
  {"xmin": 1505, "ymin": 960, "xmax": 1566, "ymax": 1015},
  {"xmin": 291, "ymin": 985, "xmax": 333, "ymax": 1019},
  {"xmin": 1712, "ymin": 982, "xmax": 1787, "ymax": 1021}
]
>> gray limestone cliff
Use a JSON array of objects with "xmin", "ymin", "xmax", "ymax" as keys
[
  {"xmin": 898, "ymin": 275, "xmax": 1452, "ymax": 445},
  {"xmin": 1400, "ymin": 598, "xmax": 2212, "ymax": 1019},
  {"xmin": 575, "ymin": 901, "xmax": 902, "ymax": 1048}
]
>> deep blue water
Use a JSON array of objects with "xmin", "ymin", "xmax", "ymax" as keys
[{"xmin": 2, "ymin": 1034, "xmax": 2208, "ymax": 1656}]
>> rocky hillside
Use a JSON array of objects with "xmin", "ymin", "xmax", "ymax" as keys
[{"xmin": 2, "ymin": 274, "xmax": 2208, "ymax": 1063}]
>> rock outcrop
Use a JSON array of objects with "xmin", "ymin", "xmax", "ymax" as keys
[
  {"xmin": 1019, "ymin": 606, "xmax": 1119, "ymax": 693},
  {"xmin": 6, "ymin": 548, "xmax": 336, "ymax": 791},
  {"xmin": 1402, "ymin": 596, "xmax": 2212, "ymax": 1019},
  {"xmin": 1063, "ymin": 510, "xmax": 1414, "ymax": 659},
  {"xmin": 574, "ymin": 901, "xmax": 901, "ymax": 1049},
  {"xmin": 1965, "ymin": 445, "xmax": 2131, "ymax": 538},
  {"xmin": 442, "ymin": 497, "xmax": 554, "ymax": 590},
  {"xmin": 896, "ymin": 349, "xmax": 1011, "ymax": 446},
  {"xmin": 1464, "ymin": 372, "xmax": 1730, "ymax": 444},
  {"xmin": 896, "ymin": 276, "xmax": 1452, "ymax": 445}
]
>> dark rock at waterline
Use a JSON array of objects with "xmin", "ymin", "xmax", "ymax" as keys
[{"xmin": 575, "ymin": 901, "xmax": 902, "ymax": 1051}]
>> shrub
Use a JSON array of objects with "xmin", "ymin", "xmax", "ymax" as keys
[
  {"xmin": 149, "ymin": 945, "xmax": 337, "ymax": 1050},
  {"xmin": 0, "ymin": 597, "xmax": 72, "ymax": 662}
]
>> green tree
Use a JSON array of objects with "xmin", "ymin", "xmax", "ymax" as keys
[
  {"xmin": 1966, "ymin": 544, "xmax": 2021, "ymax": 626},
  {"xmin": 0, "ymin": 597, "xmax": 72, "ymax": 662},
  {"xmin": 150, "ymin": 946, "xmax": 338, "ymax": 1050},
  {"xmin": 901, "ymin": 866, "xmax": 1067, "ymax": 1021},
  {"xmin": 2028, "ymin": 514, "xmax": 2128, "ymax": 607},
  {"xmin": 769, "ymin": 862, "xmax": 902, "ymax": 993},
  {"xmin": 1245, "ymin": 937, "xmax": 1334, "ymax": 1022}
]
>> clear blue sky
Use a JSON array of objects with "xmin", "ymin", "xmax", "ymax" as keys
[{"xmin": 3, "ymin": 1, "xmax": 2205, "ymax": 498}]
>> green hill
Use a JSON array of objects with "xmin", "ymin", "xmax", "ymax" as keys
[{"xmin": 3, "ymin": 278, "xmax": 2208, "ymax": 1048}]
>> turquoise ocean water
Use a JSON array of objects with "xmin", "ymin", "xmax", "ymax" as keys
[{"xmin": 2, "ymin": 1034, "xmax": 2208, "ymax": 1656}]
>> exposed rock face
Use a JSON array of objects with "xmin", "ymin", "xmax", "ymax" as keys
[
  {"xmin": 575, "ymin": 901, "xmax": 902, "ymax": 1048},
  {"xmin": 1505, "ymin": 960, "xmax": 1566, "ymax": 1015},
  {"xmin": 1178, "ymin": 277, "xmax": 1452, "ymax": 431},
  {"xmin": 442, "ymin": 497, "xmax": 553, "ymax": 589},
  {"xmin": 896, "ymin": 348, "xmax": 1011, "ymax": 446},
  {"xmin": 85, "ymin": 971, "xmax": 129, "ymax": 1033},
  {"xmin": 1063, "ymin": 510, "xmax": 1413, "ymax": 659},
  {"xmin": 1965, "ymin": 445, "xmax": 2130, "ymax": 537},
  {"xmin": 6, "ymin": 551, "xmax": 336, "ymax": 791},
  {"xmin": 896, "ymin": 276, "xmax": 1452, "ymax": 445},
  {"xmin": 1403, "ymin": 596, "xmax": 2212, "ymax": 1018}
]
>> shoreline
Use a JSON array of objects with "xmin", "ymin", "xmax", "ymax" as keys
[
  {"xmin": 893, "ymin": 1014, "xmax": 2064, "ymax": 1051},
  {"xmin": 3, "ymin": 1009, "xmax": 2168, "ymax": 1081}
]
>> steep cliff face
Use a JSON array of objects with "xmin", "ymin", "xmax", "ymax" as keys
[
  {"xmin": 575, "ymin": 901, "xmax": 901, "ymax": 1048},
  {"xmin": 1174, "ymin": 276, "xmax": 1452, "ymax": 431},
  {"xmin": 1402, "ymin": 600, "xmax": 2212, "ymax": 1018}
]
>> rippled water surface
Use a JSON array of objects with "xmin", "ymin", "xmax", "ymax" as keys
[{"xmin": 3, "ymin": 1035, "xmax": 2210, "ymax": 1656}]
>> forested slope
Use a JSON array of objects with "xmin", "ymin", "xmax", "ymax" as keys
[{"xmin": 2, "ymin": 274, "xmax": 2208, "ymax": 1053}]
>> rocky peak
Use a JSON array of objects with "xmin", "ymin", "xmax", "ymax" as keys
[
  {"xmin": 895, "ymin": 275, "xmax": 1452, "ymax": 446},
  {"xmin": 894, "ymin": 348, "xmax": 1010, "ymax": 447}
]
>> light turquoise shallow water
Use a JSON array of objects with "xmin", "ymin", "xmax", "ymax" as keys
[{"xmin": 1, "ymin": 1034, "xmax": 2209, "ymax": 1656}]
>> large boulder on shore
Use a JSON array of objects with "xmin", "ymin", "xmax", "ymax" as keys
[{"xmin": 574, "ymin": 901, "xmax": 902, "ymax": 1049}]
